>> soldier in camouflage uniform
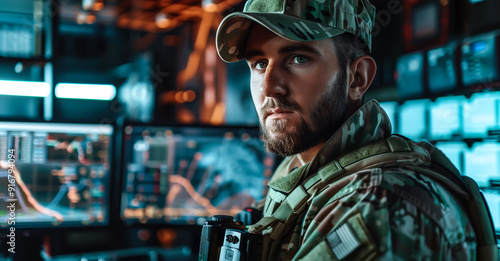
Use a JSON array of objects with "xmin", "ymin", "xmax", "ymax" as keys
[{"xmin": 215, "ymin": 0, "xmax": 487, "ymax": 260}]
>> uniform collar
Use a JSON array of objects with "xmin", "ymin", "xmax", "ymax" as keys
[{"xmin": 269, "ymin": 99, "xmax": 392, "ymax": 193}]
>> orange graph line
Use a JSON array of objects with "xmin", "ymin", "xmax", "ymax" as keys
[{"xmin": 167, "ymin": 174, "xmax": 218, "ymax": 215}]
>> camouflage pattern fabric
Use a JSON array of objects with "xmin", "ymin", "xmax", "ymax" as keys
[
  {"xmin": 251, "ymin": 100, "xmax": 477, "ymax": 260},
  {"xmin": 216, "ymin": 0, "xmax": 376, "ymax": 63}
]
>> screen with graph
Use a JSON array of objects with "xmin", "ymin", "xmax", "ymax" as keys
[
  {"xmin": 0, "ymin": 122, "xmax": 113, "ymax": 228},
  {"xmin": 120, "ymin": 124, "xmax": 277, "ymax": 225}
]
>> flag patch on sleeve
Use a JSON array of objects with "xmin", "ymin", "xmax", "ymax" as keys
[{"xmin": 326, "ymin": 222, "xmax": 361, "ymax": 259}]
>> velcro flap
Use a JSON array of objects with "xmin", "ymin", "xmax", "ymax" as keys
[
  {"xmin": 267, "ymin": 188, "xmax": 287, "ymax": 203},
  {"xmin": 273, "ymin": 200, "xmax": 294, "ymax": 221},
  {"xmin": 248, "ymin": 216, "xmax": 279, "ymax": 233},
  {"xmin": 386, "ymin": 136, "xmax": 411, "ymax": 152},
  {"xmin": 286, "ymin": 185, "xmax": 309, "ymax": 213},
  {"xmin": 318, "ymin": 160, "xmax": 344, "ymax": 182}
]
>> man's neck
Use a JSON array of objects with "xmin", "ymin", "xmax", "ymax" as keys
[{"xmin": 294, "ymin": 143, "xmax": 324, "ymax": 166}]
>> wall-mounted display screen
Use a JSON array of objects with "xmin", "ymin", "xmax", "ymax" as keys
[
  {"xmin": 0, "ymin": 122, "xmax": 113, "ymax": 228},
  {"xmin": 396, "ymin": 52, "xmax": 425, "ymax": 99},
  {"xmin": 462, "ymin": 92, "xmax": 500, "ymax": 138},
  {"xmin": 398, "ymin": 99, "xmax": 430, "ymax": 140},
  {"xmin": 379, "ymin": 101, "xmax": 398, "ymax": 134},
  {"xmin": 430, "ymin": 96, "xmax": 464, "ymax": 140},
  {"xmin": 120, "ymin": 124, "xmax": 278, "ymax": 225},
  {"xmin": 427, "ymin": 44, "xmax": 459, "ymax": 94},
  {"xmin": 461, "ymin": 33, "xmax": 499, "ymax": 87},
  {"xmin": 464, "ymin": 142, "xmax": 500, "ymax": 188}
]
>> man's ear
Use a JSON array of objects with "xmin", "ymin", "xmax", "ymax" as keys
[{"xmin": 347, "ymin": 55, "xmax": 377, "ymax": 101}]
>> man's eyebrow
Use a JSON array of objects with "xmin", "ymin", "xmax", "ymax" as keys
[
  {"xmin": 245, "ymin": 44, "xmax": 322, "ymax": 60},
  {"xmin": 278, "ymin": 44, "xmax": 322, "ymax": 56},
  {"xmin": 245, "ymin": 50, "xmax": 265, "ymax": 61}
]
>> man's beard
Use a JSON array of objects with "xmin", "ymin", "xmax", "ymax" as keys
[{"xmin": 259, "ymin": 69, "xmax": 348, "ymax": 157}]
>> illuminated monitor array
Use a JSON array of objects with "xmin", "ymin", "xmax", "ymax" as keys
[
  {"xmin": 429, "ymin": 96, "xmax": 464, "ymax": 140},
  {"xmin": 120, "ymin": 125, "xmax": 277, "ymax": 225},
  {"xmin": 379, "ymin": 102, "xmax": 397, "ymax": 134},
  {"xmin": 386, "ymin": 94, "xmax": 500, "ymax": 188},
  {"xmin": 396, "ymin": 31, "xmax": 500, "ymax": 98},
  {"xmin": 397, "ymin": 99, "xmax": 430, "ymax": 140},
  {"xmin": 0, "ymin": 122, "xmax": 113, "ymax": 228},
  {"xmin": 411, "ymin": 1, "xmax": 440, "ymax": 43},
  {"xmin": 389, "ymin": 93, "xmax": 500, "ymax": 140},
  {"xmin": 396, "ymin": 52, "xmax": 425, "ymax": 99},
  {"xmin": 483, "ymin": 190, "xmax": 500, "ymax": 232},
  {"xmin": 436, "ymin": 141, "xmax": 500, "ymax": 188},
  {"xmin": 463, "ymin": 92, "xmax": 500, "ymax": 138},
  {"xmin": 461, "ymin": 33, "xmax": 499, "ymax": 87},
  {"xmin": 427, "ymin": 43, "xmax": 458, "ymax": 94}
]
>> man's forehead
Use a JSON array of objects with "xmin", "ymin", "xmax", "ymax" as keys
[{"xmin": 245, "ymin": 24, "xmax": 336, "ymax": 59}]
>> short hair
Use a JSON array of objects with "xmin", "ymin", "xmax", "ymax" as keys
[{"xmin": 332, "ymin": 33, "xmax": 370, "ymax": 70}]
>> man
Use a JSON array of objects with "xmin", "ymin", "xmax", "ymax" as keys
[{"xmin": 215, "ymin": 0, "xmax": 494, "ymax": 260}]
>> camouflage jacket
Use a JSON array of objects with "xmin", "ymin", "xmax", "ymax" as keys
[{"xmin": 250, "ymin": 100, "xmax": 477, "ymax": 260}]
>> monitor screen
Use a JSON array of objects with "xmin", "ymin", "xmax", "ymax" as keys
[
  {"xmin": 427, "ymin": 44, "xmax": 458, "ymax": 94},
  {"xmin": 0, "ymin": 122, "xmax": 113, "ymax": 228},
  {"xmin": 120, "ymin": 125, "xmax": 278, "ymax": 225},
  {"xmin": 430, "ymin": 96, "xmax": 464, "ymax": 140},
  {"xmin": 463, "ymin": 142, "xmax": 500, "ymax": 188},
  {"xmin": 412, "ymin": 1, "xmax": 440, "ymax": 42},
  {"xmin": 398, "ymin": 99, "xmax": 430, "ymax": 140},
  {"xmin": 483, "ymin": 190, "xmax": 500, "ymax": 232},
  {"xmin": 435, "ymin": 141, "xmax": 467, "ymax": 174},
  {"xmin": 461, "ymin": 33, "xmax": 499, "ymax": 87},
  {"xmin": 395, "ymin": 52, "xmax": 425, "ymax": 99},
  {"xmin": 379, "ymin": 101, "xmax": 398, "ymax": 134},
  {"xmin": 462, "ymin": 92, "xmax": 500, "ymax": 138}
]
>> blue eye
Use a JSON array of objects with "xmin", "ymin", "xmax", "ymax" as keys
[
  {"xmin": 254, "ymin": 61, "xmax": 268, "ymax": 70},
  {"xmin": 292, "ymin": 56, "xmax": 308, "ymax": 64}
]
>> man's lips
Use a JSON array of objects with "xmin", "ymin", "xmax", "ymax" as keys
[{"xmin": 264, "ymin": 108, "xmax": 295, "ymax": 120}]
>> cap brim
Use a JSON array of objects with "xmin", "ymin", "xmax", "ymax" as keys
[{"xmin": 216, "ymin": 12, "xmax": 346, "ymax": 63}]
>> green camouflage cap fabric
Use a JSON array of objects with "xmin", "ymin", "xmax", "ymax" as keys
[{"xmin": 216, "ymin": 0, "xmax": 376, "ymax": 63}]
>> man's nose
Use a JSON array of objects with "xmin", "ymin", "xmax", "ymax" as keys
[{"xmin": 261, "ymin": 64, "xmax": 288, "ymax": 97}]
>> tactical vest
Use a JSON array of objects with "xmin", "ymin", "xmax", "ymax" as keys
[{"xmin": 248, "ymin": 135, "xmax": 498, "ymax": 261}]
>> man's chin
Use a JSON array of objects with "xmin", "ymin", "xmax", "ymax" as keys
[{"xmin": 265, "ymin": 118, "xmax": 297, "ymax": 132}]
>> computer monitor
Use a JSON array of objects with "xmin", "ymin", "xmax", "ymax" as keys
[
  {"xmin": 379, "ymin": 101, "xmax": 398, "ymax": 134},
  {"xmin": 395, "ymin": 52, "xmax": 425, "ymax": 100},
  {"xmin": 412, "ymin": 1, "xmax": 441, "ymax": 43},
  {"xmin": 460, "ymin": 32, "xmax": 500, "ymax": 87},
  {"xmin": 398, "ymin": 99, "xmax": 430, "ymax": 140},
  {"xmin": 435, "ymin": 141, "xmax": 467, "ymax": 174},
  {"xmin": 429, "ymin": 96, "xmax": 464, "ymax": 140},
  {"xmin": 0, "ymin": 121, "xmax": 113, "ymax": 228},
  {"xmin": 120, "ymin": 124, "xmax": 278, "ymax": 225},
  {"xmin": 463, "ymin": 142, "xmax": 500, "ymax": 188},
  {"xmin": 427, "ymin": 43, "xmax": 459, "ymax": 94},
  {"xmin": 403, "ymin": 0, "xmax": 449, "ymax": 52},
  {"xmin": 483, "ymin": 190, "xmax": 500, "ymax": 233},
  {"xmin": 462, "ymin": 92, "xmax": 500, "ymax": 138}
]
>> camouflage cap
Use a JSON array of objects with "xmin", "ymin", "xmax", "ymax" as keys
[{"xmin": 216, "ymin": 0, "xmax": 376, "ymax": 63}]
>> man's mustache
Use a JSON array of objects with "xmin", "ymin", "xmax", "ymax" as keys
[{"xmin": 259, "ymin": 98, "xmax": 301, "ymax": 118}]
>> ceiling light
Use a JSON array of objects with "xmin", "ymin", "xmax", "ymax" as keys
[
  {"xmin": 0, "ymin": 80, "xmax": 50, "ymax": 97},
  {"xmin": 55, "ymin": 83, "xmax": 116, "ymax": 100}
]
